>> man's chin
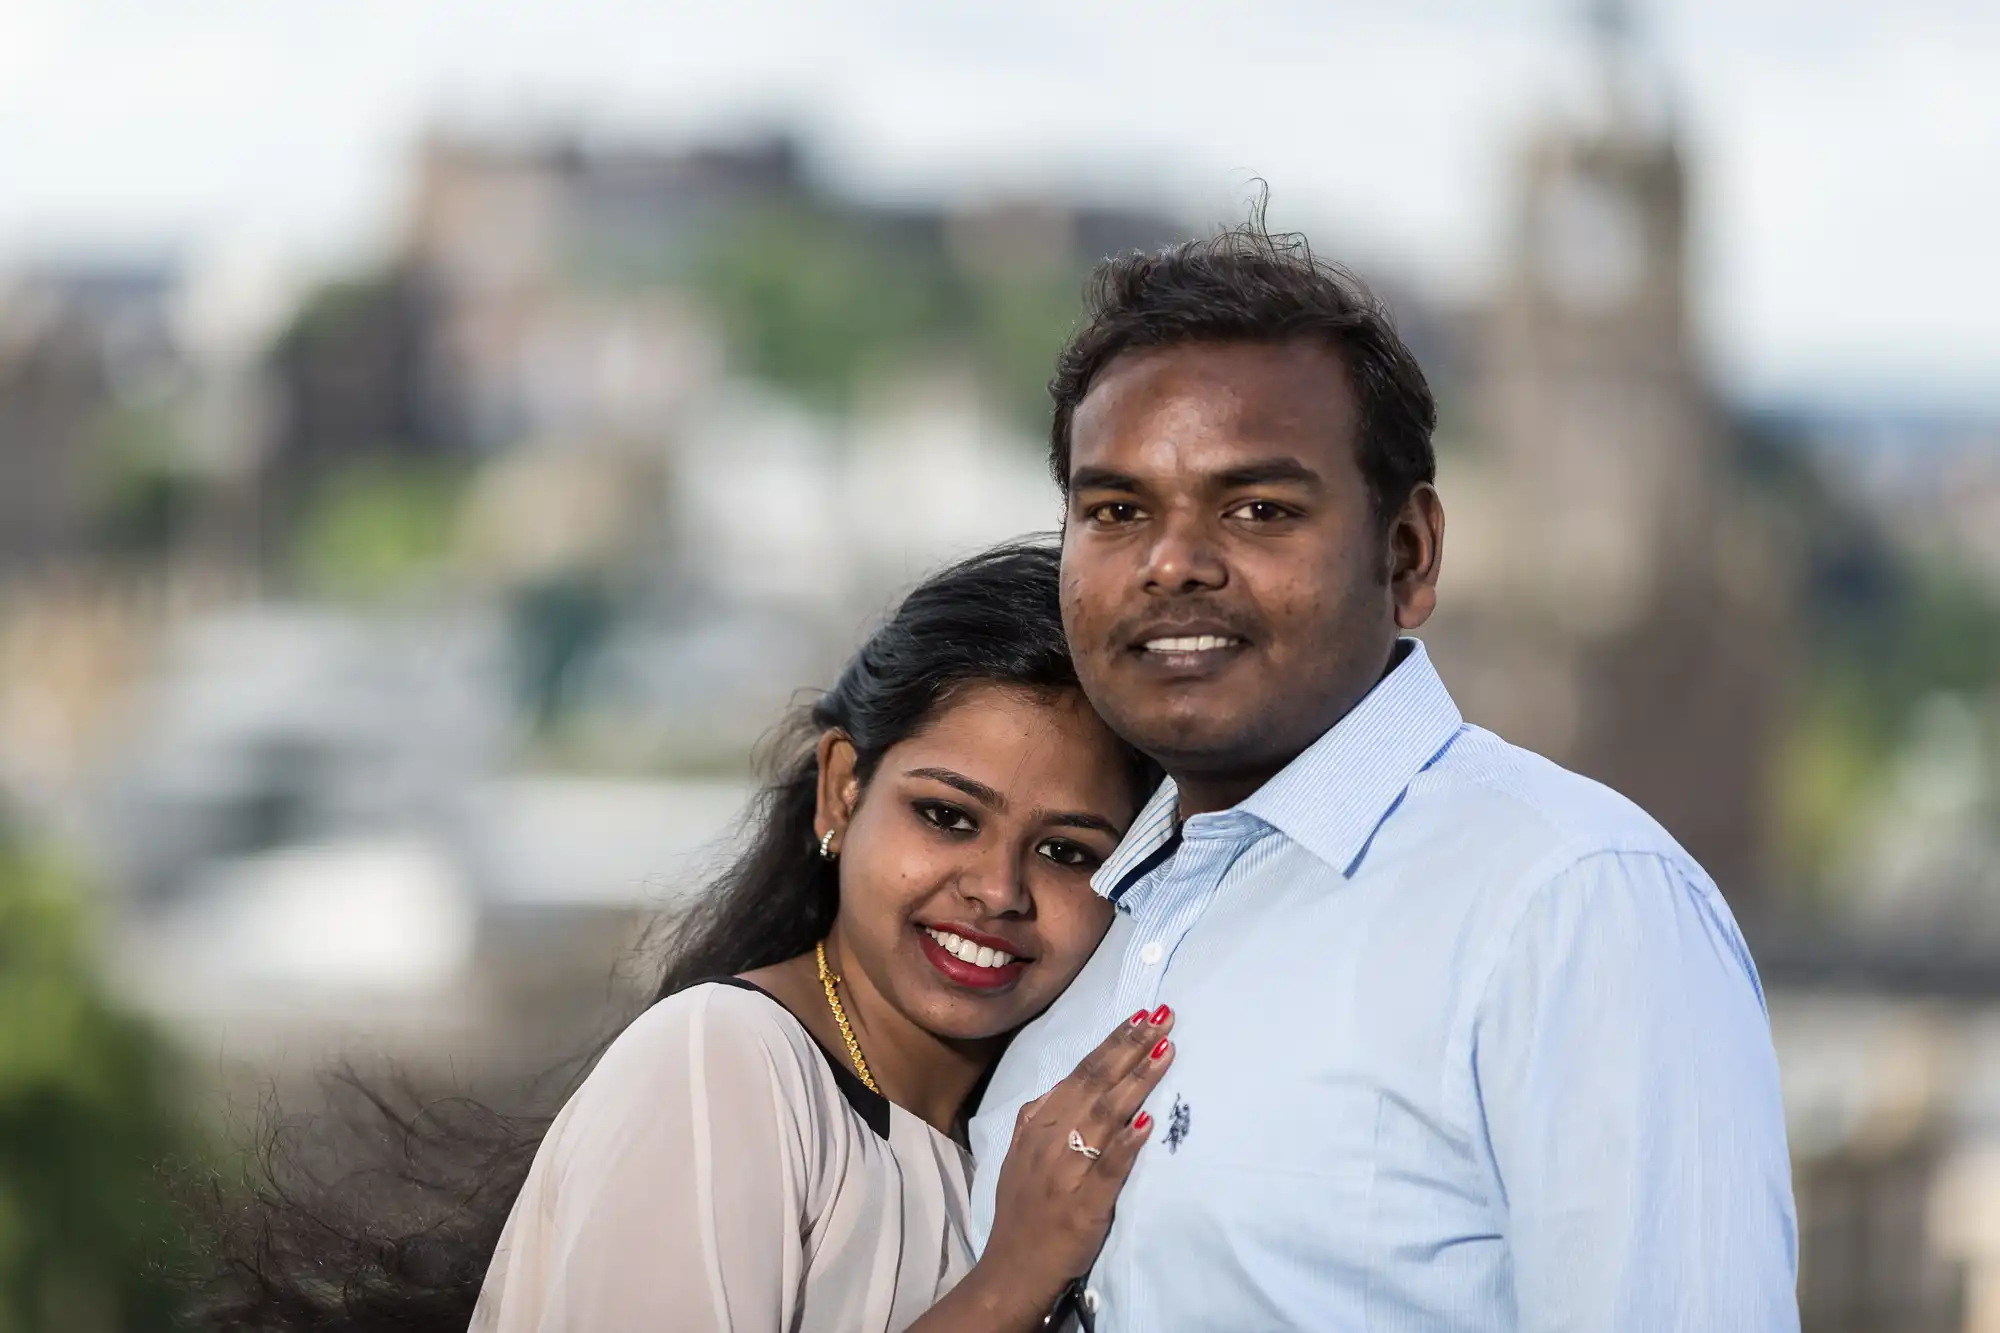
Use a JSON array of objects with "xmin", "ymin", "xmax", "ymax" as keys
[{"xmin": 1106, "ymin": 705, "xmax": 1263, "ymax": 772}]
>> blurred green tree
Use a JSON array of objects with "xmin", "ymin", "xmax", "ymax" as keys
[
  {"xmin": 291, "ymin": 462, "xmax": 466, "ymax": 603},
  {"xmin": 688, "ymin": 206, "xmax": 956, "ymax": 411},
  {"xmin": 88, "ymin": 400, "xmax": 204, "ymax": 560},
  {"xmin": 684, "ymin": 205, "xmax": 1086, "ymax": 431},
  {"xmin": 0, "ymin": 829, "xmax": 196, "ymax": 1332},
  {"xmin": 1745, "ymin": 422, "xmax": 2000, "ymax": 896}
]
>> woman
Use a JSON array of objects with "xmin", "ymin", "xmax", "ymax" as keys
[{"xmin": 207, "ymin": 541, "xmax": 1173, "ymax": 1332}]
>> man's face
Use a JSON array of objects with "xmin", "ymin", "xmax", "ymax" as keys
[{"xmin": 1059, "ymin": 339, "xmax": 1439, "ymax": 806}]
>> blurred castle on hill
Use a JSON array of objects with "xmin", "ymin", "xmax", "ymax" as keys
[{"xmin": 272, "ymin": 130, "xmax": 1188, "ymax": 489}]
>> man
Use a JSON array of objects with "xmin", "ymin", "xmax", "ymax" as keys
[{"xmin": 968, "ymin": 226, "xmax": 1799, "ymax": 1330}]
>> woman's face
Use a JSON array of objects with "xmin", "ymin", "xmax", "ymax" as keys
[{"xmin": 820, "ymin": 684, "xmax": 1140, "ymax": 1042}]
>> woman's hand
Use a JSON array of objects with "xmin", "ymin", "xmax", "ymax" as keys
[{"xmin": 917, "ymin": 1007, "xmax": 1177, "ymax": 1331}]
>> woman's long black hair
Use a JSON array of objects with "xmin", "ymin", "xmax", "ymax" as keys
[{"xmin": 196, "ymin": 539, "xmax": 1158, "ymax": 1331}]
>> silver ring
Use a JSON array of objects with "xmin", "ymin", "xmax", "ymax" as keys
[{"xmin": 1066, "ymin": 1129, "xmax": 1102, "ymax": 1160}]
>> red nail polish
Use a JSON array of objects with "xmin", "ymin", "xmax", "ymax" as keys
[
  {"xmin": 1133, "ymin": 1111, "xmax": 1152, "ymax": 1131},
  {"xmin": 1129, "ymin": 1009, "xmax": 1149, "ymax": 1025},
  {"xmin": 1150, "ymin": 1038, "xmax": 1171, "ymax": 1060},
  {"xmin": 1149, "ymin": 1004, "xmax": 1171, "ymax": 1025}
]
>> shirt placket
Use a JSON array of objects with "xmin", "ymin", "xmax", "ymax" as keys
[
  {"xmin": 1108, "ymin": 821, "xmax": 1249, "ymax": 1014},
  {"xmin": 1096, "ymin": 822, "xmax": 1250, "ymax": 1332}
]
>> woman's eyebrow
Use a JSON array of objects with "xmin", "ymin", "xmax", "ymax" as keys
[
  {"xmin": 905, "ymin": 767, "xmax": 1003, "ymax": 808},
  {"xmin": 905, "ymin": 768, "xmax": 1123, "ymax": 838},
  {"xmin": 1044, "ymin": 811, "xmax": 1124, "ymax": 838}
]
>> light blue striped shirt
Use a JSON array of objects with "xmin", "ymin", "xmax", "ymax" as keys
[{"xmin": 969, "ymin": 640, "xmax": 1798, "ymax": 1331}]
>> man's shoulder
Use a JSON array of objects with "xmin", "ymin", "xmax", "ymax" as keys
[
  {"xmin": 1409, "ymin": 731, "xmax": 1766, "ymax": 1032},
  {"xmin": 1412, "ymin": 724, "xmax": 1699, "ymax": 879}
]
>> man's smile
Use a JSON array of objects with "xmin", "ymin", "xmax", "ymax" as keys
[{"xmin": 1115, "ymin": 616, "xmax": 1256, "ymax": 678}]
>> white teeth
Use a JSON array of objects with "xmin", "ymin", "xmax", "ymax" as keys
[
  {"xmin": 1144, "ymin": 635, "xmax": 1237, "ymax": 653},
  {"xmin": 923, "ymin": 927, "xmax": 1016, "ymax": 969}
]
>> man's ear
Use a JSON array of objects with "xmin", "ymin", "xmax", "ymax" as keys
[
  {"xmin": 1388, "ymin": 483, "xmax": 1444, "ymax": 631},
  {"xmin": 814, "ymin": 729, "xmax": 862, "ymax": 855}
]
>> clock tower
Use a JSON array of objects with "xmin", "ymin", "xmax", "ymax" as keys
[{"xmin": 1429, "ymin": 1, "xmax": 1791, "ymax": 909}]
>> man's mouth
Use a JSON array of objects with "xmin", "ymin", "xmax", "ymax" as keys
[
  {"xmin": 1123, "ymin": 623, "xmax": 1251, "ymax": 675},
  {"xmin": 1140, "ymin": 634, "xmax": 1244, "ymax": 655}
]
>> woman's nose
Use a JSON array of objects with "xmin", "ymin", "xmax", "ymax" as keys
[{"xmin": 954, "ymin": 845, "xmax": 1031, "ymax": 916}]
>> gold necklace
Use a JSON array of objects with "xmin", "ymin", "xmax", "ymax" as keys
[{"xmin": 816, "ymin": 939, "xmax": 880, "ymax": 1094}]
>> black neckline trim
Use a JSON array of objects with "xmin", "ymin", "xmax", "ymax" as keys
[
  {"xmin": 1107, "ymin": 828, "xmax": 1184, "ymax": 905},
  {"xmin": 697, "ymin": 976, "xmax": 893, "ymax": 1140}
]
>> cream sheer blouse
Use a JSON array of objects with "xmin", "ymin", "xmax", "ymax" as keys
[{"xmin": 471, "ymin": 979, "xmax": 976, "ymax": 1332}]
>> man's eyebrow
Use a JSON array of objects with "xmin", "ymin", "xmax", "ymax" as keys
[
  {"xmin": 1216, "ymin": 458, "xmax": 1324, "ymax": 489},
  {"xmin": 1068, "ymin": 459, "xmax": 1324, "ymax": 494},
  {"xmin": 1067, "ymin": 466, "xmax": 1144, "ymax": 493},
  {"xmin": 906, "ymin": 767, "xmax": 1004, "ymax": 808}
]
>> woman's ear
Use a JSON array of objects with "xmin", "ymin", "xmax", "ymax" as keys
[{"xmin": 813, "ymin": 730, "xmax": 862, "ymax": 855}]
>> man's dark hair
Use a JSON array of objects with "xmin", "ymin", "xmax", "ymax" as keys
[{"xmin": 1049, "ymin": 215, "xmax": 1437, "ymax": 526}]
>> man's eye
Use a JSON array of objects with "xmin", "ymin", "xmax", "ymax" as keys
[
  {"xmin": 1227, "ymin": 500, "xmax": 1289, "ymax": 522},
  {"xmin": 1036, "ymin": 839, "xmax": 1100, "ymax": 869},
  {"xmin": 1085, "ymin": 501, "xmax": 1141, "ymax": 525},
  {"xmin": 916, "ymin": 801, "xmax": 976, "ymax": 834}
]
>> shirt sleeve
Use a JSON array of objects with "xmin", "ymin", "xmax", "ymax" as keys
[
  {"xmin": 473, "ymin": 985, "xmax": 820, "ymax": 1333},
  {"xmin": 1471, "ymin": 851, "xmax": 1800, "ymax": 1332}
]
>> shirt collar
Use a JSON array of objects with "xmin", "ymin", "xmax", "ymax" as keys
[
  {"xmin": 1090, "ymin": 637, "xmax": 1465, "ymax": 897},
  {"xmin": 1091, "ymin": 774, "xmax": 1181, "ymax": 899},
  {"xmin": 1241, "ymin": 638, "xmax": 1464, "ymax": 875}
]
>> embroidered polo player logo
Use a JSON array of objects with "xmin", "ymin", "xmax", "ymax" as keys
[{"xmin": 1165, "ymin": 1095, "xmax": 1191, "ymax": 1153}]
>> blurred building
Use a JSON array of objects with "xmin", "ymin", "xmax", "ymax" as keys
[
  {"xmin": 0, "ymin": 263, "xmax": 183, "ymax": 574},
  {"xmin": 392, "ymin": 129, "xmax": 1184, "ymax": 460},
  {"xmin": 263, "ymin": 269, "xmax": 458, "ymax": 537},
  {"xmin": 1779, "ymin": 407, "xmax": 2000, "ymax": 586}
]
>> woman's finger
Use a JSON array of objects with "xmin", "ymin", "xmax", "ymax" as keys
[
  {"xmin": 1054, "ymin": 1006, "xmax": 1175, "ymax": 1110},
  {"xmin": 1010, "ymin": 1089, "xmax": 1056, "ymax": 1148},
  {"xmin": 1075, "ymin": 1024, "xmax": 1174, "ymax": 1136},
  {"xmin": 1083, "ymin": 1100, "xmax": 1159, "ymax": 1186}
]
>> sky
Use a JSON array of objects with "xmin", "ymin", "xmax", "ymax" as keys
[{"xmin": 2, "ymin": 0, "xmax": 1996, "ymax": 411}]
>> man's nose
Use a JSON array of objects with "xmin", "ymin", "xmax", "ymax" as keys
[{"xmin": 1140, "ymin": 509, "xmax": 1227, "ymax": 594}]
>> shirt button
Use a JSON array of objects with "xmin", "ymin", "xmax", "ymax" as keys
[
  {"xmin": 1139, "ymin": 941, "xmax": 1165, "ymax": 966},
  {"xmin": 1082, "ymin": 1288, "xmax": 1101, "ymax": 1314}
]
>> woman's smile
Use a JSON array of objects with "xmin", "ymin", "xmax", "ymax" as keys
[{"xmin": 916, "ymin": 923, "xmax": 1032, "ymax": 991}]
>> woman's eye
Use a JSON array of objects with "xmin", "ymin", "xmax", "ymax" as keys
[
  {"xmin": 1036, "ymin": 839, "xmax": 1101, "ymax": 870},
  {"xmin": 1227, "ymin": 499, "xmax": 1288, "ymax": 522},
  {"xmin": 916, "ymin": 801, "xmax": 977, "ymax": 834}
]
